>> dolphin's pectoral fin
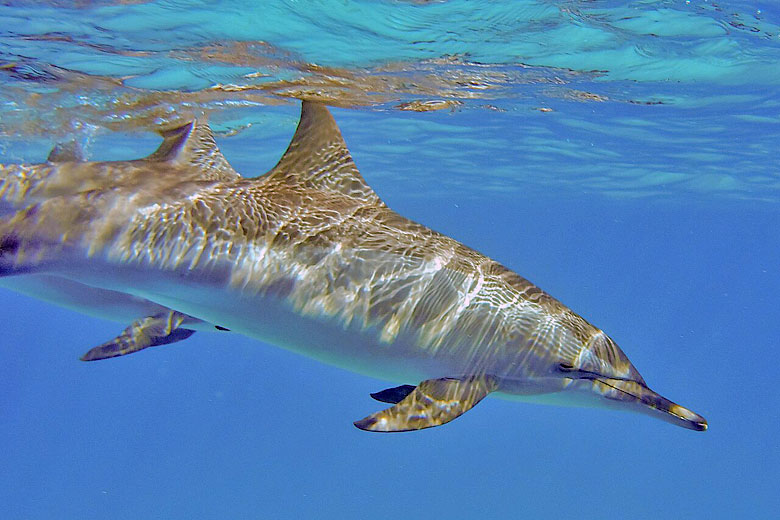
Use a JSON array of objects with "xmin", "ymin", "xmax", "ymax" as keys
[
  {"xmin": 370, "ymin": 384, "xmax": 417, "ymax": 404},
  {"xmin": 355, "ymin": 376, "xmax": 498, "ymax": 432},
  {"xmin": 80, "ymin": 310, "xmax": 195, "ymax": 361}
]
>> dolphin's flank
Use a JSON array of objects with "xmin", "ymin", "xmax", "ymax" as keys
[{"xmin": 0, "ymin": 101, "xmax": 707, "ymax": 432}]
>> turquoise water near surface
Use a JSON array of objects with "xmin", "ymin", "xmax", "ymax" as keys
[{"xmin": 1, "ymin": 1, "xmax": 778, "ymax": 518}]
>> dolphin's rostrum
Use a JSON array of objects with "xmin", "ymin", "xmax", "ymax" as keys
[{"xmin": 0, "ymin": 101, "xmax": 707, "ymax": 432}]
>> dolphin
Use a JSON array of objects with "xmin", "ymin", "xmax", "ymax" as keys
[{"xmin": 0, "ymin": 101, "xmax": 707, "ymax": 432}]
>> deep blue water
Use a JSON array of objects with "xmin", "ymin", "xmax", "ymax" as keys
[{"xmin": 1, "ymin": 1, "xmax": 779, "ymax": 519}]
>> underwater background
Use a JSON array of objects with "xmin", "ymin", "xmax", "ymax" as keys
[{"xmin": 0, "ymin": 1, "xmax": 778, "ymax": 518}]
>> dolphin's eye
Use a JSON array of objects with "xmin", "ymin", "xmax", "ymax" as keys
[{"xmin": 558, "ymin": 363, "xmax": 575, "ymax": 372}]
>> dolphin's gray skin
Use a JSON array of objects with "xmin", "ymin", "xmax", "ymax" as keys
[{"xmin": 0, "ymin": 101, "xmax": 707, "ymax": 432}]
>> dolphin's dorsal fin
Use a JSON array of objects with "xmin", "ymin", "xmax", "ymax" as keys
[
  {"xmin": 262, "ymin": 101, "xmax": 382, "ymax": 204},
  {"xmin": 146, "ymin": 120, "xmax": 240, "ymax": 182},
  {"xmin": 47, "ymin": 140, "xmax": 85, "ymax": 163}
]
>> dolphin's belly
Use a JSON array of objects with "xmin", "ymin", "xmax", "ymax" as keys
[
  {"xmin": 152, "ymin": 283, "xmax": 571, "ymax": 395},
  {"xmin": 52, "ymin": 256, "xmax": 485, "ymax": 383},
  {"xmin": 134, "ymin": 279, "xmax": 460, "ymax": 384}
]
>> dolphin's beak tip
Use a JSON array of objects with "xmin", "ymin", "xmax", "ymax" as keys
[{"xmin": 671, "ymin": 403, "xmax": 708, "ymax": 432}]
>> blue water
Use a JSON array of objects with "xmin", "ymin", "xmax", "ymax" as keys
[{"xmin": 1, "ymin": 1, "xmax": 778, "ymax": 518}]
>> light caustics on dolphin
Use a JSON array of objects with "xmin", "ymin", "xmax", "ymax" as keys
[{"xmin": 0, "ymin": 101, "xmax": 706, "ymax": 432}]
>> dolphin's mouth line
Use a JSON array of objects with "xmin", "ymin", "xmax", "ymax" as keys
[
  {"xmin": 558, "ymin": 363, "xmax": 636, "ymax": 383},
  {"xmin": 594, "ymin": 377, "xmax": 650, "ymax": 403}
]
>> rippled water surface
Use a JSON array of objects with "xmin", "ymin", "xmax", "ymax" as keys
[{"xmin": 1, "ymin": 1, "xmax": 778, "ymax": 519}]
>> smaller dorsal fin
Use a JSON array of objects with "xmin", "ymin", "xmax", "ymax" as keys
[
  {"xmin": 146, "ymin": 120, "xmax": 241, "ymax": 182},
  {"xmin": 47, "ymin": 140, "xmax": 85, "ymax": 163},
  {"xmin": 261, "ymin": 101, "xmax": 382, "ymax": 204}
]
